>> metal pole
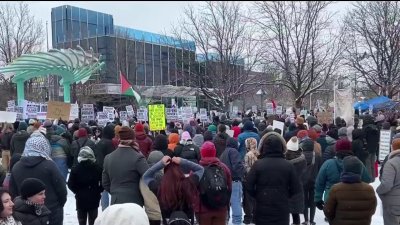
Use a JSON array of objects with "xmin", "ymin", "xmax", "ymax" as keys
[{"xmin": 333, "ymin": 80, "xmax": 336, "ymax": 124}]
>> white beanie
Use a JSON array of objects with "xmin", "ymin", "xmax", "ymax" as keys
[
  {"xmin": 286, "ymin": 137, "xmax": 299, "ymax": 151},
  {"xmin": 94, "ymin": 203, "xmax": 149, "ymax": 225}
]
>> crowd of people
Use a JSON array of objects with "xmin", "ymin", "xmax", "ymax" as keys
[{"xmin": 0, "ymin": 110, "xmax": 396, "ymax": 225}]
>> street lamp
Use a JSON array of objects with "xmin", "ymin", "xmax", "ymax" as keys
[{"xmin": 256, "ymin": 89, "xmax": 267, "ymax": 110}]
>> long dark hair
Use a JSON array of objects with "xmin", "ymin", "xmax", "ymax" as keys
[
  {"xmin": 0, "ymin": 189, "xmax": 10, "ymax": 215},
  {"xmin": 158, "ymin": 163, "xmax": 198, "ymax": 211}
]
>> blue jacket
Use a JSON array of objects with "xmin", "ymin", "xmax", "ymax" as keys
[
  {"xmin": 314, "ymin": 157, "xmax": 371, "ymax": 202},
  {"xmin": 238, "ymin": 131, "xmax": 260, "ymax": 160}
]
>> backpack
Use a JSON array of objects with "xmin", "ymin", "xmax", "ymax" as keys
[{"xmin": 199, "ymin": 164, "xmax": 230, "ymax": 209}]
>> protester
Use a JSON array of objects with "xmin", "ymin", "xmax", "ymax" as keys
[
  {"xmin": 219, "ymin": 138, "xmax": 244, "ymax": 225},
  {"xmin": 323, "ymin": 127, "xmax": 347, "ymax": 162},
  {"xmin": 246, "ymin": 132, "xmax": 301, "ymax": 225},
  {"xmin": 71, "ymin": 128, "xmax": 96, "ymax": 168},
  {"xmin": 143, "ymin": 156, "xmax": 203, "ymax": 225},
  {"xmin": 102, "ymin": 126, "xmax": 149, "ymax": 206},
  {"xmin": 192, "ymin": 127, "xmax": 205, "ymax": 148},
  {"xmin": 362, "ymin": 115, "xmax": 380, "ymax": 182},
  {"xmin": 0, "ymin": 189, "xmax": 21, "ymax": 225},
  {"xmin": 196, "ymin": 141, "xmax": 232, "ymax": 225},
  {"xmin": 243, "ymin": 137, "xmax": 258, "ymax": 225},
  {"xmin": 213, "ymin": 124, "xmax": 230, "ymax": 157},
  {"xmin": 1, "ymin": 123, "xmax": 14, "ymax": 171},
  {"xmin": 13, "ymin": 178, "xmax": 51, "ymax": 225},
  {"xmin": 203, "ymin": 131, "xmax": 213, "ymax": 142},
  {"xmin": 238, "ymin": 121, "xmax": 260, "ymax": 160},
  {"xmin": 27, "ymin": 119, "xmax": 37, "ymax": 135},
  {"xmin": 377, "ymin": 138, "xmax": 400, "ymax": 225},
  {"xmin": 173, "ymin": 131, "xmax": 201, "ymax": 164},
  {"xmin": 135, "ymin": 123, "xmax": 153, "ymax": 158},
  {"xmin": 168, "ymin": 133, "xmax": 180, "ymax": 152},
  {"xmin": 10, "ymin": 122, "xmax": 29, "ymax": 158},
  {"xmin": 93, "ymin": 203, "xmax": 149, "ymax": 225},
  {"xmin": 68, "ymin": 147, "xmax": 103, "ymax": 225},
  {"xmin": 10, "ymin": 133, "xmax": 67, "ymax": 225},
  {"xmin": 324, "ymin": 156, "xmax": 376, "ymax": 225},
  {"xmin": 352, "ymin": 129, "xmax": 368, "ymax": 165},
  {"xmin": 152, "ymin": 134, "xmax": 170, "ymax": 156}
]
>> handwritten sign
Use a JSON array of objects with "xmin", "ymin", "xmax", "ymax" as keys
[
  {"xmin": 81, "ymin": 106, "xmax": 94, "ymax": 123},
  {"xmin": 379, "ymin": 130, "xmax": 392, "ymax": 161},
  {"xmin": 97, "ymin": 112, "xmax": 109, "ymax": 127},
  {"xmin": 276, "ymin": 106, "xmax": 283, "ymax": 115},
  {"xmin": 166, "ymin": 108, "xmax": 178, "ymax": 122},
  {"xmin": 317, "ymin": 112, "xmax": 333, "ymax": 125},
  {"xmin": 137, "ymin": 108, "xmax": 148, "ymax": 121},
  {"xmin": 69, "ymin": 104, "xmax": 79, "ymax": 121},
  {"xmin": 46, "ymin": 101, "xmax": 71, "ymax": 121},
  {"xmin": 7, "ymin": 100, "xmax": 15, "ymax": 108},
  {"xmin": 148, "ymin": 104, "xmax": 166, "ymax": 131},
  {"xmin": 120, "ymin": 111, "xmax": 128, "ymax": 121}
]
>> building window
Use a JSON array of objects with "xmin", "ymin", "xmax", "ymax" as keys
[
  {"xmin": 71, "ymin": 6, "xmax": 79, "ymax": 20},
  {"xmin": 145, "ymin": 43, "xmax": 153, "ymax": 86},
  {"xmin": 161, "ymin": 46, "xmax": 169, "ymax": 85},
  {"xmin": 169, "ymin": 47, "xmax": 176, "ymax": 86},
  {"xmin": 88, "ymin": 10, "xmax": 97, "ymax": 24},
  {"xmin": 153, "ymin": 45, "xmax": 161, "ymax": 86},
  {"xmin": 54, "ymin": 7, "xmax": 63, "ymax": 21},
  {"xmin": 72, "ymin": 20, "xmax": 80, "ymax": 40},
  {"xmin": 80, "ymin": 8, "xmax": 88, "ymax": 22}
]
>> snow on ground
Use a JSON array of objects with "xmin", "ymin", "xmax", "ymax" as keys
[{"xmin": 64, "ymin": 178, "xmax": 384, "ymax": 225}]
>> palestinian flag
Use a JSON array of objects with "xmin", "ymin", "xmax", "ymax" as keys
[{"xmin": 120, "ymin": 71, "xmax": 141, "ymax": 103}]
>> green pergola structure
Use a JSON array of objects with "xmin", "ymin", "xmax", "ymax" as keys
[{"xmin": 0, "ymin": 47, "xmax": 104, "ymax": 105}]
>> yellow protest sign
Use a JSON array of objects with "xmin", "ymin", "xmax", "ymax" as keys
[
  {"xmin": 148, "ymin": 104, "xmax": 166, "ymax": 131},
  {"xmin": 47, "ymin": 101, "xmax": 71, "ymax": 121}
]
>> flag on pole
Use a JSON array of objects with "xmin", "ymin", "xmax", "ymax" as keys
[{"xmin": 120, "ymin": 71, "xmax": 141, "ymax": 103}]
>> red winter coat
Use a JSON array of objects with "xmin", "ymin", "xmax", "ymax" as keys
[
  {"xmin": 194, "ymin": 157, "xmax": 232, "ymax": 215},
  {"xmin": 135, "ymin": 131, "xmax": 153, "ymax": 158}
]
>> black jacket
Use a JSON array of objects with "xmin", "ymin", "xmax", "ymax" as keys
[
  {"xmin": 13, "ymin": 196, "xmax": 51, "ymax": 225},
  {"xmin": 71, "ymin": 137, "xmax": 96, "ymax": 168},
  {"xmin": 94, "ymin": 125, "xmax": 115, "ymax": 169},
  {"xmin": 10, "ymin": 156, "xmax": 67, "ymax": 210},
  {"xmin": 362, "ymin": 124, "xmax": 380, "ymax": 155},
  {"xmin": 68, "ymin": 161, "xmax": 103, "ymax": 210},
  {"xmin": 220, "ymin": 147, "xmax": 244, "ymax": 181},
  {"xmin": 10, "ymin": 131, "xmax": 30, "ymax": 156},
  {"xmin": 173, "ymin": 142, "xmax": 201, "ymax": 165},
  {"xmin": 213, "ymin": 133, "xmax": 229, "ymax": 157},
  {"xmin": 245, "ymin": 153, "xmax": 301, "ymax": 225},
  {"xmin": 1, "ymin": 131, "xmax": 13, "ymax": 150},
  {"xmin": 352, "ymin": 129, "xmax": 368, "ymax": 164}
]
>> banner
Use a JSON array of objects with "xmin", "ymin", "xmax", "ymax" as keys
[
  {"xmin": 0, "ymin": 111, "xmax": 17, "ymax": 123},
  {"xmin": 334, "ymin": 88, "xmax": 354, "ymax": 125},
  {"xmin": 148, "ymin": 104, "xmax": 166, "ymax": 131},
  {"xmin": 166, "ymin": 108, "xmax": 178, "ymax": 123},
  {"xmin": 379, "ymin": 130, "xmax": 392, "ymax": 161},
  {"xmin": 46, "ymin": 101, "xmax": 71, "ymax": 121}
]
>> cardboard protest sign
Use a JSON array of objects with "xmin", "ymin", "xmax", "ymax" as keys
[
  {"xmin": 46, "ymin": 101, "xmax": 71, "ymax": 121},
  {"xmin": 148, "ymin": 104, "xmax": 166, "ymax": 131},
  {"xmin": 273, "ymin": 120, "xmax": 285, "ymax": 136},
  {"xmin": 317, "ymin": 112, "xmax": 333, "ymax": 125}
]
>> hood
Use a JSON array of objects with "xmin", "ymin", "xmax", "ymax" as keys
[
  {"xmin": 258, "ymin": 132, "xmax": 287, "ymax": 158},
  {"xmin": 216, "ymin": 132, "xmax": 229, "ymax": 141},
  {"xmin": 200, "ymin": 157, "xmax": 220, "ymax": 166},
  {"xmin": 304, "ymin": 151, "xmax": 315, "ymax": 165},
  {"xmin": 287, "ymin": 153, "xmax": 306, "ymax": 164},
  {"xmin": 300, "ymin": 139, "xmax": 314, "ymax": 152},
  {"xmin": 19, "ymin": 156, "xmax": 47, "ymax": 168},
  {"xmin": 153, "ymin": 134, "xmax": 168, "ymax": 151},
  {"xmin": 102, "ymin": 125, "xmax": 115, "ymax": 140},
  {"xmin": 389, "ymin": 149, "xmax": 400, "ymax": 159},
  {"xmin": 226, "ymin": 137, "xmax": 238, "ymax": 149},
  {"xmin": 232, "ymin": 126, "xmax": 241, "ymax": 138},
  {"xmin": 135, "ymin": 131, "xmax": 147, "ymax": 140},
  {"xmin": 352, "ymin": 129, "xmax": 364, "ymax": 140},
  {"xmin": 325, "ymin": 136, "xmax": 337, "ymax": 145},
  {"xmin": 168, "ymin": 133, "xmax": 179, "ymax": 144},
  {"xmin": 13, "ymin": 131, "xmax": 30, "ymax": 140}
]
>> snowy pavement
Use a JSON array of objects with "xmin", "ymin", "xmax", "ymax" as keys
[{"xmin": 63, "ymin": 178, "xmax": 384, "ymax": 225}]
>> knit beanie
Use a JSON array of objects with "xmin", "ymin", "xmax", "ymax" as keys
[
  {"xmin": 287, "ymin": 137, "xmax": 299, "ymax": 151},
  {"xmin": 17, "ymin": 122, "xmax": 28, "ymax": 132},
  {"xmin": 181, "ymin": 131, "xmax": 191, "ymax": 141},
  {"xmin": 119, "ymin": 126, "xmax": 135, "ymax": 140},
  {"xmin": 313, "ymin": 124, "xmax": 322, "ymax": 133},
  {"xmin": 296, "ymin": 117, "xmax": 305, "ymax": 125},
  {"xmin": 78, "ymin": 146, "xmax": 96, "ymax": 163},
  {"xmin": 201, "ymin": 141, "xmax": 217, "ymax": 158},
  {"xmin": 134, "ymin": 123, "xmax": 144, "ymax": 132},
  {"xmin": 20, "ymin": 178, "xmax": 46, "ymax": 200},
  {"xmin": 343, "ymin": 156, "xmax": 363, "ymax": 175},
  {"xmin": 306, "ymin": 116, "xmax": 318, "ymax": 127},
  {"xmin": 226, "ymin": 137, "xmax": 238, "ymax": 149},
  {"xmin": 147, "ymin": 150, "xmax": 164, "ymax": 166},
  {"xmin": 243, "ymin": 121, "xmax": 254, "ymax": 131},
  {"xmin": 308, "ymin": 129, "xmax": 318, "ymax": 141},
  {"xmin": 207, "ymin": 125, "xmax": 217, "ymax": 133},
  {"xmin": 114, "ymin": 125, "xmax": 122, "ymax": 137},
  {"xmin": 94, "ymin": 203, "xmax": 149, "ymax": 225},
  {"xmin": 78, "ymin": 128, "xmax": 88, "ymax": 138},
  {"xmin": 338, "ymin": 127, "xmax": 348, "ymax": 137},
  {"xmin": 392, "ymin": 138, "xmax": 400, "ymax": 150},
  {"xmin": 297, "ymin": 130, "xmax": 308, "ymax": 139},
  {"xmin": 335, "ymin": 139, "xmax": 352, "ymax": 153}
]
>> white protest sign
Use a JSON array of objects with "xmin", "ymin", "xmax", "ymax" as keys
[
  {"xmin": 81, "ymin": 107, "xmax": 95, "ymax": 123},
  {"xmin": 6, "ymin": 107, "xmax": 14, "ymax": 112},
  {"xmin": 97, "ymin": 112, "xmax": 109, "ymax": 127},
  {"xmin": 226, "ymin": 130, "xmax": 234, "ymax": 138},
  {"xmin": 166, "ymin": 108, "xmax": 178, "ymax": 122},
  {"xmin": 26, "ymin": 103, "xmax": 39, "ymax": 119},
  {"xmin": 37, "ymin": 103, "xmax": 48, "ymax": 120},
  {"xmin": 379, "ymin": 130, "xmax": 392, "ymax": 161},
  {"xmin": 120, "ymin": 111, "xmax": 128, "ymax": 121},
  {"xmin": 266, "ymin": 103, "xmax": 274, "ymax": 115},
  {"xmin": 15, "ymin": 107, "xmax": 24, "ymax": 121},
  {"xmin": 126, "ymin": 105, "xmax": 135, "ymax": 118},
  {"xmin": 69, "ymin": 104, "xmax": 79, "ymax": 121},
  {"xmin": 103, "ymin": 106, "xmax": 115, "ymax": 122},
  {"xmin": 273, "ymin": 120, "xmax": 285, "ymax": 136},
  {"xmin": 7, "ymin": 100, "xmax": 15, "ymax": 108},
  {"xmin": 276, "ymin": 106, "xmax": 283, "ymax": 115},
  {"xmin": 252, "ymin": 105, "xmax": 257, "ymax": 113},
  {"xmin": 137, "ymin": 108, "xmax": 148, "ymax": 121},
  {"xmin": 199, "ymin": 108, "xmax": 208, "ymax": 122},
  {"xmin": 0, "ymin": 111, "xmax": 17, "ymax": 123}
]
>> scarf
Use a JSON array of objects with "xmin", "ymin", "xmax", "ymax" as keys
[
  {"xmin": 0, "ymin": 216, "xmax": 20, "ymax": 225},
  {"xmin": 22, "ymin": 132, "xmax": 51, "ymax": 160}
]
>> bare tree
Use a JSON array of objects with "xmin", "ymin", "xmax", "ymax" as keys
[
  {"xmin": 172, "ymin": 1, "xmax": 263, "ymax": 111},
  {"xmin": 0, "ymin": 2, "xmax": 44, "ymax": 107},
  {"xmin": 252, "ymin": 1, "xmax": 344, "ymax": 108},
  {"xmin": 344, "ymin": 1, "xmax": 400, "ymax": 98}
]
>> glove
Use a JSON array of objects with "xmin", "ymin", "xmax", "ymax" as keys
[{"xmin": 316, "ymin": 200, "xmax": 324, "ymax": 210}]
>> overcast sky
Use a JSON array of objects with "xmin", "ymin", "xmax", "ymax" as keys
[{"xmin": 10, "ymin": 1, "xmax": 355, "ymax": 49}]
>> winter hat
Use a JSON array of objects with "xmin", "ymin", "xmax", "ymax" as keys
[
  {"xmin": 17, "ymin": 122, "xmax": 28, "ymax": 131},
  {"xmin": 392, "ymin": 138, "xmax": 400, "ymax": 150},
  {"xmin": 313, "ymin": 124, "xmax": 322, "ymax": 133},
  {"xmin": 43, "ymin": 120, "xmax": 53, "ymax": 128},
  {"xmin": 114, "ymin": 125, "xmax": 122, "ymax": 137},
  {"xmin": 153, "ymin": 134, "xmax": 168, "ymax": 151},
  {"xmin": 343, "ymin": 156, "xmax": 363, "ymax": 175},
  {"xmin": 306, "ymin": 116, "xmax": 318, "ymax": 127},
  {"xmin": 23, "ymin": 132, "xmax": 51, "ymax": 160},
  {"xmin": 287, "ymin": 137, "xmax": 299, "ymax": 151},
  {"xmin": 20, "ymin": 178, "xmax": 46, "ymax": 200},
  {"xmin": 94, "ymin": 203, "xmax": 149, "ymax": 225},
  {"xmin": 243, "ymin": 121, "xmax": 254, "ymax": 131},
  {"xmin": 135, "ymin": 123, "xmax": 145, "ymax": 132},
  {"xmin": 28, "ymin": 119, "xmax": 36, "ymax": 125},
  {"xmin": 207, "ymin": 124, "xmax": 217, "ymax": 133},
  {"xmin": 147, "ymin": 150, "xmax": 164, "ymax": 166},
  {"xmin": 335, "ymin": 139, "xmax": 352, "ymax": 153},
  {"xmin": 232, "ymin": 126, "xmax": 241, "ymax": 139},
  {"xmin": 78, "ymin": 146, "xmax": 96, "ymax": 163},
  {"xmin": 74, "ymin": 118, "xmax": 80, "ymax": 124},
  {"xmin": 78, "ymin": 128, "xmax": 88, "ymax": 138},
  {"xmin": 297, "ymin": 130, "xmax": 309, "ymax": 140},
  {"xmin": 308, "ymin": 129, "xmax": 318, "ymax": 141},
  {"xmin": 55, "ymin": 125, "xmax": 65, "ymax": 136},
  {"xmin": 203, "ymin": 131, "xmax": 213, "ymax": 142},
  {"xmin": 226, "ymin": 137, "xmax": 238, "ymax": 149},
  {"xmin": 296, "ymin": 117, "xmax": 305, "ymax": 125},
  {"xmin": 300, "ymin": 139, "xmax": 314, "ymax": 152},
  {"xmin": 245, "ymin": 137, "xmax": 258, "ymax": 152},
  {"xmin": 338, "ymin": 127, "xmax": 348, "ymax": 137},
  {"xmin": 201, "ymin": 141, "xmax": 217, "ymax": 158},
  {"xmin": 119, "ymin": 126, "xmax": 135, "ymax": 140},
  {"xmin": 181, "ymin": 131, "xmax": 191, "ymax": 141}
]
